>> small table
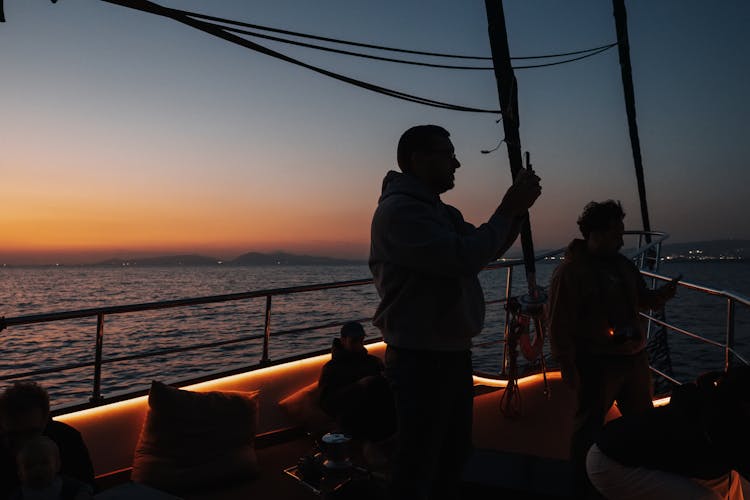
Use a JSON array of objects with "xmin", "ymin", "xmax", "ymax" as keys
[{"xmin": 284, "ymin": 463, "xmax": 373, "ymax": 497}]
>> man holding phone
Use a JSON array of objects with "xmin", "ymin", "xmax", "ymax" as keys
[
  {"xmin": 369, "ymin": 124, "xmax": 541, "ymax": 500},
  {"xmin": 547, "ymin": 200, "xmax": 679, "ymax": 495}
]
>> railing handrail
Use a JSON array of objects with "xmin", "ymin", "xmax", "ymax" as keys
[
  {"xmin": 639, "ymin": 269, "xmax": 750, "ymax": 308},
  {"xmin": 0, "ymin": 278, "xmax": 373, "ymax": 330}
]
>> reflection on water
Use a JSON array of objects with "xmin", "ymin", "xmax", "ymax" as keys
[{"xmin": 0, "ymin": 262, "xmax": 748, "ymax": 407}]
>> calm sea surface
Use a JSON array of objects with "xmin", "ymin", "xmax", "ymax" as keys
[{"xmin": 1, "ymin": 261, "xmax": 748, "ymax": 407}]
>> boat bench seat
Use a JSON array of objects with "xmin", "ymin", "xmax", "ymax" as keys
[{"xmin": 61, "ymin": 346, "xmax": 389, "ymax": 498}]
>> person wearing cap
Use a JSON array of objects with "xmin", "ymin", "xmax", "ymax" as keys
[{"xmin": 318, "ymin": 321, "xmax": 396, "ymax": 443}]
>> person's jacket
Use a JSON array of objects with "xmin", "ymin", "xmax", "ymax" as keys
[
  {"xmin": 548, "ymin": 238, "xmax": 670, "ymax": 361},
  {"xmin": 369, "ymin": 170, "xmax": 520, "ymax": 351},
  {"xmin": 318, "ymin": 339, "xmax": 384, "ymax": 416}
]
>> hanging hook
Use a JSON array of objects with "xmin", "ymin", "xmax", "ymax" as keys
[{"xmin": 481, "ymin": 138, "xmax": 506, "ymax": 155}]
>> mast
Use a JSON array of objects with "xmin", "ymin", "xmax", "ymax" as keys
[
  {"xmin": 484, "ymin": 0, "xmax": 538, "ymax": 293},
  {"xmin": 486, "ymin": 2, "xmax": 551, "ymax": 397},
  {"xmin": 613, "ymin": 0, "xmax": 652, "ymax": 248}
]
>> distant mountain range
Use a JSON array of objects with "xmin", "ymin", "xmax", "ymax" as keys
[
  {"xmin": 92, "ymin": 251, "xmax": 364, "ymax": 267},
  {"xmin": 91, "ymin": 240, "xmax": 750, "ymax": 267},
  {"xmin": 9, "ymin": 239, "xmax": 747, "ymax": 268}
]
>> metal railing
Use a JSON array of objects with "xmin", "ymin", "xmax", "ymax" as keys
[
  {"xmin": 1, "ymin": 230, "xmax": 746, "ymax": 410},
  {"xmin": 639, "ymin": 270, "xmax": 750, "ymax": 373},
  {"xmin": 1, "ymin": 254, "xmax": 552, "ymax": 406},
  {"xmin": 0, "ymin": 278, "xmax": 373, "ymax": 404}
]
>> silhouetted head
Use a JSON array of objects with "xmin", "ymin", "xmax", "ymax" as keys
[
  {"xmin": 340, "ymin": 321, "xmax": 365, "ymax": 353},
  {"xmin": 397, "ymin": 125, "xmax": 461, "ymax": 194},
  {"xmin": 0, "ymin": 382, "xmax": 50, "ymax": 454},
  {"xmin": 16, "ymin": 436, "xmax": 60, "ymax": 490},
  {"xmin": 577, "ymin": 200, "xmax": 625, "ymax": 257}
]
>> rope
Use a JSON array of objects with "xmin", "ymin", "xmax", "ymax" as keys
[
  {"xmin": 185, "ymin": 8, "xmax": 617, "ymax": 63},
  {"xmin": 499, "ymin": 298, "xmax": 524, "ymax": 418},
  {"xmin": 100, "ymin": 0, "xmax": 501, "ymax": 114},
  {"xmin": 646, "ymin": 306, "xmax": 676, "ymax": 394},
  {"xmin": 220, "ymin": 25, "xmax": 494, "ymax": 70},
  {"xmin": 184, "ymin": 9, "xmax": 491, "ymax": 60},
  {"xmin": 513, "ymin": 43, "xmax": 617, "ymax": 69},
  {"xmin": 219, "ymin": 24, "xmax": 616, "ymax": 71}
]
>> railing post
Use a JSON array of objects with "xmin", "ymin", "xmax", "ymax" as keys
[
  {"xmin": 500, "ymin": 267, "xmax": 513, "ymax": 376},
  {"xmin": 653, "ymin": 240, "xmax": 662, "ymax": 273},
  {"xmin": 725, "ymin": 298, "xmax": 735, "ymax": 371},
  {"xmin": 637, "ymin": 233, "xmax": 644, "ymax": 269},
  {"xmin": 91, "ymin": 313, "xmax": 105, "ymax": 403},
  {"xmin": 262, "ymin": 295, "xmax": 272, "ymax": 364}
]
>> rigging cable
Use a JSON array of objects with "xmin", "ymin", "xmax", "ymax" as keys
[
  {"xmin": 49, "ymin": 1, "xmax": 617, "ymax": 111},
  {"xmin": 219, "ymin": 25, "xmax": 495, "ymax": 70},
  {"xmin": 215, "ymin": 22, "xmax": 617, "ymax": 71},
  {"xmin": 512, "ymin": 43, "xmax": 617, "ymax": 69},
  {"xmin": 180, "ymin": 8, "xmax": 492, "ymax": 60},
  {"xmin": 183, "ymin": 8, "xmax": 617, "ymax": 63},
  {"xmin": 100, "ymin": 0, "xmax": 500, "ymax": 114}
]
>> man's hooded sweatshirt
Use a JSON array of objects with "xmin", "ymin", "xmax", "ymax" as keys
[{"xmin": 369, "ymin": 170, "xmax": 520, "ymax": 351}]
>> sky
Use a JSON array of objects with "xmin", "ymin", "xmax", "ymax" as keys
[{"xmin": 1, "ymin": 0, "xmax": 748, "ymax": 264}]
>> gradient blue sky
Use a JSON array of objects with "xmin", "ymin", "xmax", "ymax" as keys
[{"xmin": 1, "ymin": 0, "xmax": 748, "ymax": 264}]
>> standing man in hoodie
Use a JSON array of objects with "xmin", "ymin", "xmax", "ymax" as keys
[
  {"xmin": 369, "ymin": 124, "xmax": 542, "ymax": 500},
  {"xmin": 547, "ymin": 200, "xmax": 678, "ymax": 495}
]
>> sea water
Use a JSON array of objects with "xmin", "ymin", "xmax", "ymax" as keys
[{"xmin": 1, "ymin": 262, "xmax": 748, "ymax": 406}]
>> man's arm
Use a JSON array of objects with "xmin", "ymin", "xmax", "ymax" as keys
[
  {"xmin": 373, "ymin": 197, "xmax": 517, "ymax": 277},
  {"xmin": 635, "ymin": 268, "xmax": 677, "ymax": 310},
  {"xmin": 54, "ymin": 424, "xmax": 95, "ymax": 491},
  {"xmin": 371, "ymin": 168, "xmax": 539, "ymax": 277},
  {"xmin": 317, "ymin": 363, "xmax": 341, "ymax": 416},
  {"xmin": 494, "ymin": 215, "xmax": 523, "ymax": 260}
]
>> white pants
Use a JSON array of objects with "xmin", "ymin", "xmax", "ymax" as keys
[{"xmin": 586, "ymin": 443, "xmax": 748, "ymax": 500}]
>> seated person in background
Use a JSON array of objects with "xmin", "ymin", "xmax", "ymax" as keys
[
  {"xmin": 318, "ymin": 322, "xmax": 396, "ymax": 443},
  {"xmin": 586, "ymin": 366, "xmax": 750, "ymax": 499},
  {"xmin": 0, "ymin": 382, "xmax": 95, "ymax": 500},
  {"xmin": 11, "ymin": 436, "xmax": 93, "ymax": 500}
]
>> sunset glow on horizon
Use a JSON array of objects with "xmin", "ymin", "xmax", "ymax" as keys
[{"xmin": 2, "ymin": 1, "xmax": 748, "ymax": 265}]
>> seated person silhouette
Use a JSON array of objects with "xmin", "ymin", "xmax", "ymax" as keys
[
  {"xmin": 11, "ymin": 436, "xmax": 93, "ymax": 500},
  {"xmin": 318, "ymin": 322, "xmax": 396, "ymax": 444},
  {"xmin": 0, "ymin": 382, "xmax": 95, "ymax": 500},
  {"xmin": 587, "ymin": 366, "xmax": 750, "ymax": 499}
]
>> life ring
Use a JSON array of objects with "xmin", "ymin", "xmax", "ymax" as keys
[{"xmin": 518, "ymin": 318, "xmax": 544, "ymax": 362}]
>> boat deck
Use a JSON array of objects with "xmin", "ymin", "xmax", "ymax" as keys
[{"xmin": 172, "ymin": 434, "xmax": 576, "ymax": 500}]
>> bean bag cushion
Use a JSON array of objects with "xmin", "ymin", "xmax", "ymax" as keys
[{"xmin": 132, "ymin": 381, "xmax": 259, "ymax": 493}]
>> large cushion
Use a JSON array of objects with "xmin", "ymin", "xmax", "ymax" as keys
[
  {"xmin": 132, "ymin": 381, "xmax": 259, "ymax": 493},
  {"xmin": 278, "ymin": 382, "xmax": 334, "ymax": 436}
]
